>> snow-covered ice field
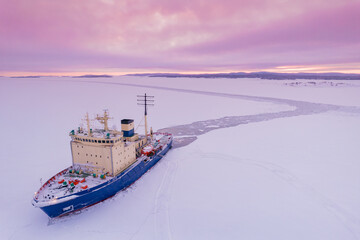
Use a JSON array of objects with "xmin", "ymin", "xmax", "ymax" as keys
[{"xmin": 0, "ymin": 76, "xmax": 359, "ymax": 240}]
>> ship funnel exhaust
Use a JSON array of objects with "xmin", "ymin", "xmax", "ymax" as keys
[{"xmin": 121, "ymin": 119, "xmax": 134, "ymax": 137}]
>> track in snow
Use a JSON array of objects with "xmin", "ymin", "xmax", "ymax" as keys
[
  {"xmin": 83, "ymin": 80, "xmax": 360, "ymax": 149},
  {"xmin": 153, "ymin": 154, "xmax": 178, "ymax": 240},
  {"xmin": 75, "ymin": 80, "xmax": 360, "ymax": 239},
  {"xmin": 199, "ymin": 152, "xmax": 360, "ymax": 240}
]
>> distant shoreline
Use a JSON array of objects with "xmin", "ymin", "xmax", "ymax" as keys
[
  {"xmin": 5, "ymin": 72, "xmax": 360, "ymax": 80},
  {"xmin": 126, "ymin": 72, "xmax": 360, "ymax": 80}
]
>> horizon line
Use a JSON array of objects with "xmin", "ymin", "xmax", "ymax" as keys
[{"xmin": 2, "ymin": 69, "xmax": 360, "ymax": 78}]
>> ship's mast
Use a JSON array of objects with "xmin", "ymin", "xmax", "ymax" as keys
[
  {"xmin": 86, "ymin": 112, "xmax": 91, "ymax": 136},
  {"xmin": 96, "ymin": 110, "xmax": 111, "ymax": 131},
  {"xmin": 137, "ymin": 94, "xmax": 154, "ymax": 137}
]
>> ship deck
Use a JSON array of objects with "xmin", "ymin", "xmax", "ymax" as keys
[
  {"xmin": 33, "ymin": 133, "xmax": 172, "ymax": 204},
  {"xmin": 34, "ymin": 170, "xmax": 113, "ymax": 202}
]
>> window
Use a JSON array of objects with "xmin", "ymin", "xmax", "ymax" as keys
[
  {"xmin": 110, "ymin": 140, "xmax": 113, "ymax": 143},
  {"xmin": 102, "ymin": 140, "xmax": 105, "ymax": 143},
  {"xmin": 86, "ymin": 154, "xmax": 88, "ymax": 156},
  {"xmin": 95, "ymin": 140, "xmax": 97, "ymax": 143},
  {"xmin": 78, "ymin": 153, "xmax": 80, "ymax": 155},
  {"xmin": 91, "ymin": 140, "xmax": 94, "ymax": 143},
  {"xmin": 106, "ymin": 140, "xmax": 109, "ymax": 143},
  {"xmin": 95, "ymin": 155, "xmax": 97, "ymax": 157}
]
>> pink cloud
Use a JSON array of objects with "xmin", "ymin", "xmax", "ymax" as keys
[
  {"xmin": 0, "ymin": 0, "xmax": 359, "ymax": 74},
  {"xmin": 182, "ymin": 1, "xmax": 360, "ymax": 54}
]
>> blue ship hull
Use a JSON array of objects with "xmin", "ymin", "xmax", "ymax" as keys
[{"xmin": 35, "ymin": 139, "xmax": 172, "ymax": 218}]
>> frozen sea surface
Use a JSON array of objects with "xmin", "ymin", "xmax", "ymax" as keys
[{"xmin": 0, "ymin": 76, "xmax": 359, "ymax": 240}]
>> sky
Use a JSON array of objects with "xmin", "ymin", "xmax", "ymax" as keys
[{"xmin": 1, "ymin": 0, "xmax": 360, "ymax": 76}]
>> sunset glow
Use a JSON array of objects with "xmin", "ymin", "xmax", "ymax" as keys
[{"xmin": 1, "ymin": 0, "xmax": 359, "ymax": 76}]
